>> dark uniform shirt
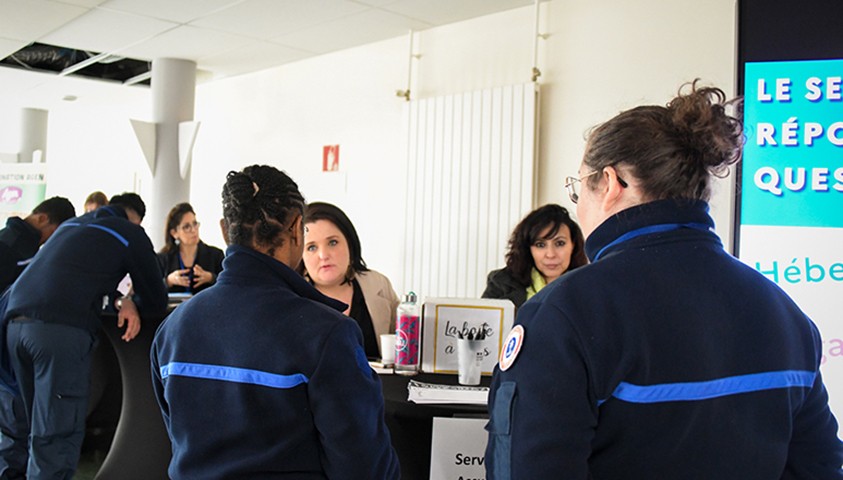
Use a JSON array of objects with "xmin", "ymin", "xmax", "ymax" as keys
[
  {"xmin": 486, "ymin": 199, "xmax": 843, "ymax": 479},
  {"xmin": 0, "ymin": 217, "xmax": 41, "ymax": 292},
  {"xmin": 151, "ymin": 244, "xmax": 400, "ymax": 479},
  {"xmin": 6, "ymin": 206, "xmax": 168, "ymax": 332}
]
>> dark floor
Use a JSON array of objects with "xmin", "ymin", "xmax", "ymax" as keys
[{"xmin": 74, "ymin": 449, "xmax": 105, "ymax": 480}]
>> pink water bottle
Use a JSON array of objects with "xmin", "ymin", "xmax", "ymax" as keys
[{"xmin": 394, "ymin": 292, "xmax": 420, "ymax": 375}]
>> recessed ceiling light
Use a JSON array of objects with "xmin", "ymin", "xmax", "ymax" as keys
[{"xmin": 62, "ymin": 95, "xmax": 78, "ymax": 102}]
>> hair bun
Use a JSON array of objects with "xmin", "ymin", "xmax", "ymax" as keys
[
  {"xmin": 667, "ymin": 81, "xmax": 744, "ymax": 174},
  {"xmin": 224, "ymin": 171, "xmax": 257, "ymax": 208}
]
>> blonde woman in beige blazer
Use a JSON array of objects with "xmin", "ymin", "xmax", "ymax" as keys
[{"xmin": 300, "ymin": 202, "xmax": 399, "ymax": 358}]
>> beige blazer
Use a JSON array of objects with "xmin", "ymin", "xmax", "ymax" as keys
[{"xmin": 355, "ymin": 270, "xmax": 399, "ymax": 355}]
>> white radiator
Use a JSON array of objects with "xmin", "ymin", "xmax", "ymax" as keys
[{"xmin": 403, "ymin": 83, "xmax": 538, "ymax": 298}]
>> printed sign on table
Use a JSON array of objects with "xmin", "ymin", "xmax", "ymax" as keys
[{"xmin": 420, "ymin": 298, "xmax": 514, "ymax": 375}]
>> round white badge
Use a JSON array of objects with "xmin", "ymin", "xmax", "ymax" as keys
[{"xmin": 499, "ymin": 325, "xmax": 525, "ymax": 371}]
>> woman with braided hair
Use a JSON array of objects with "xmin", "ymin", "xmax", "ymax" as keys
[{"xmin": 151, "ymin": 165, "xmax": 399, "ymax": 479}]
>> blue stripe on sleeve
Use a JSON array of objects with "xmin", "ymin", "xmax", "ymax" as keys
[
  {"xmin": 160, "ymin": 362, "xmax": 309, "ymax": 389},
  {"xmin": 605, "ymin": 370, "xmax": 816, "ymax": 404}
]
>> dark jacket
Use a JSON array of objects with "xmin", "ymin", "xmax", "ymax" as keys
[
  {"xmin": 156, "ymin": 241, "xmax": 224, "ymax": 294},
  {"xmin": 482, "ymin": 268, "xmax": 527, "ymax": 308},
  {"xmin": 151, "ymin": 244, "xmax": 400, "ymax": 480},
  {"xmin": 486, "ymin": 199, "xmax": 842, "ymax": 479},
  {"xmin": 0, "ymin": 217, "xmax": 41, "ymax": 292},
  {"xmin": 6, "ymin": 206, "xmax": 168, "ymax": 333}
]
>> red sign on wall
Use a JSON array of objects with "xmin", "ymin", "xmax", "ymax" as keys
[{"xmin": 323, "ymin": 145, "xmax": 339, "ymax": 171}]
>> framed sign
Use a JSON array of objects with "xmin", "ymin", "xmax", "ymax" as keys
[{"xmin": 420, "ymin": 298, "xmax": 514, "ymax": 375}]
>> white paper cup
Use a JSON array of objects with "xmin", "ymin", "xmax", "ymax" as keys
[
  {"xmin": 457, "ymin": 338, "xmax": 483, "ymax": 385},
  {"xmin": 380, "ymin": 334, "xmax": 396, "ymax": 365}
]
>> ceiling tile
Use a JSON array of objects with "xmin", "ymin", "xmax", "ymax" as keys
[
  {"xmin": 191, "ymin": 0, "xmax": 369, "ymax": 40},
  {"xmin": 0, "ymin": 37, "xmax": 28, "ymax": 60},
  {"xmin": 119, "ymin": 25, "xmax": 255, "ymax": 62},
  {"xmin": 0, "ymin": 0, "xmax": 89, "ymax": 41},
  {"xmin": 100, "ymin": 0, "xmax": 243, "ymax": 24},
  {"xmin": 382, "ymin": 0, "xmax": 531, "ymax": 26},
  {"xmin": 273, "ymin": 9, "xmax": 429, "ymax": 54},
  {"xmin": 41, "ymin": 8, "xmax": 178, "ymax": 53},
  {"xmin": 197, "ymin": 40, "xmax": 311, "ymax": 77}
]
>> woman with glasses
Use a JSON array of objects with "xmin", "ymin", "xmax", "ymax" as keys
[
  {"xmin": 482, "ymin": 204, "xmax": 587, "ymax": 308},
  {"xmin": 486, "ymin": 81, "xmax": 842, "ymax": 478},
  {"xmin": 157, "ymin": 202, "xmax": 224, "ymax": 294}
]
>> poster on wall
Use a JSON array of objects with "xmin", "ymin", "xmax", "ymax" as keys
[
  {"xmin": 0, "ymin": 163, "xmax": 47, "ymax": 223},
  {"xmin": 738, "ymin": 59, "xmax": 843, "ymax": 422}
]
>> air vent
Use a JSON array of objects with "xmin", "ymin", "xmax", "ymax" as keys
[{"xmin": 0, "ymin": 42, "xmax": 151, "ymax": 86}]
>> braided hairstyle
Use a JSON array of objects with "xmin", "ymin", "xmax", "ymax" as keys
[
  {"xmin": 583, "ymin": 79, "xmax": 744, "ymax": 202},
  {"xmin": 221, "ymin": 165, "xmax": 305, "ymax": 256}
]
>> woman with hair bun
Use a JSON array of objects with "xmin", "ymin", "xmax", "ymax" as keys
[
  {"xmin": 483, "ymin": 204, "xmax": 587, "ymax": 308},
  {"xmin": 151, "ymin": 165, "xmax": 399, "ymax": 479},
  {"xmin": 486, "ymin": 81, "xmax": 842, "ymax": 478}
]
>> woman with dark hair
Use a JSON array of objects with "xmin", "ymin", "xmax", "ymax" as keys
[
  {"xmin": 157, "ymin": 202, "xmax": 224, "ymax": 294},
  {"xmin": 151, "ymin": 165, "xmax": 399, "ymax": 479},
  {"xmin": 300, "ymin": 202, "xmax": 399, "ymax": 359},
  {"xmin": 486, "ymin": 81, "xmax": 842, "ymax": 478},
  {"xmin": 482, "ymin": 204, "xmax": 587, "ymax": 308}
]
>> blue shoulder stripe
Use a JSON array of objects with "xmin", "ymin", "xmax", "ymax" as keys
[
  {"xmin": 60, "ymin": 222, "xmax": 129, "ymax": 247},
  {"xmin": 160, "ymin": 362, "xmax": 309, "ymax": 390},
  {"xmin": 602, "ymin": 370, "xmax": 816, "ymax": 405}
]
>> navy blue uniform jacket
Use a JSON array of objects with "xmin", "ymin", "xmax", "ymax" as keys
[
  {"xmin": 0, "ymin": 217, "xmax": 41, "ymax": 293},
  {"xmin": 6, "ymin": 206, "xmax": 167, "ymax": 333},
  {"xmin": 485, "ymin": 199, "xmax": 842, "ymax": 479},
  {"xmin": 151, "ymin": 245, "xmax": 400, "ymax": 480}
]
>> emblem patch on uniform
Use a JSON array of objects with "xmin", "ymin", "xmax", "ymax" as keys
[{"xmin": 499, "ymin": 325, "xmax": 524, "ymax": 371}]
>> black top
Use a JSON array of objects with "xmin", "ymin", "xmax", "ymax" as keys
[
  {"xmin": 349, "ymin": 278, "xmax": 379, "ymax": 359},
  {"xmin": 157, "ymin": 241, "xmax": 225, "ymax": 294},
  {"xmin": 482, "ymin": 267, "xmax": 527, "ymax": 308}
]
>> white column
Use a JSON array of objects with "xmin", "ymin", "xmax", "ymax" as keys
[
  {"xmin": 19, "ymin": 108, "xmax": 48, "ymax": 163},
  {"xmin": 147, "ymin": 58, "xmax": 196, "ymax": 249}
]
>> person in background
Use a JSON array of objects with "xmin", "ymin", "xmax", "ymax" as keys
[
  {"xmin": 151, "ymin": 165, "xmax": 399, "ymax": 479},
  {"xmin": 3, "ymin": 192, "xmax": 167, "ymax": 479},
  {"xmin": 0, "ymin": 196, "xmax": 75, "ymax": 478},
  {"xmin": 482, "ymin": 204, "xmax": 587, "ymax": 309},
  {"xmin": 485, "ymin": 81, "xmax": 843, "ymax": 478},
  {"xmin": 83, "ymin": 191, "xmax": 108, "ymax": 213},
  {"xmin": 157, "ymin": 202, "xmax": 224, "ymax": 295},
  {"xmin": 0, "ymin": 197, "xmax": 76, "ymax": 292},
  {"xmin": 299, "ymin": 202, "xmax": 399, "ymax": 359}
]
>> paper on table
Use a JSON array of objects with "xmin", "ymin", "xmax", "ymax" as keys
[{"xmin": 407, "ymin": 380, "xmax": 488, "ymax": 405}]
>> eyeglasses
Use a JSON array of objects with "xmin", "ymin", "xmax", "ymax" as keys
[
  {"xmin": 564, "ymin": 169, "xmax": 628, "ymax": 204},
  {"xmin": 564, "ymin": 171, "xmax": 599, "ymax": 204},
  {"xmin": 179, "ymin": 221, "xmax": 200, "ymax": 232}
]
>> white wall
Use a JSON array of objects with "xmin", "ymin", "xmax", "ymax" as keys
[
  {"xmin": 1, "ymin": 0, "xmax": 739, "ymax": 294},
  {"xmin": 191, "ymin": 36, "xmax": 409, "ymax": 286}
]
